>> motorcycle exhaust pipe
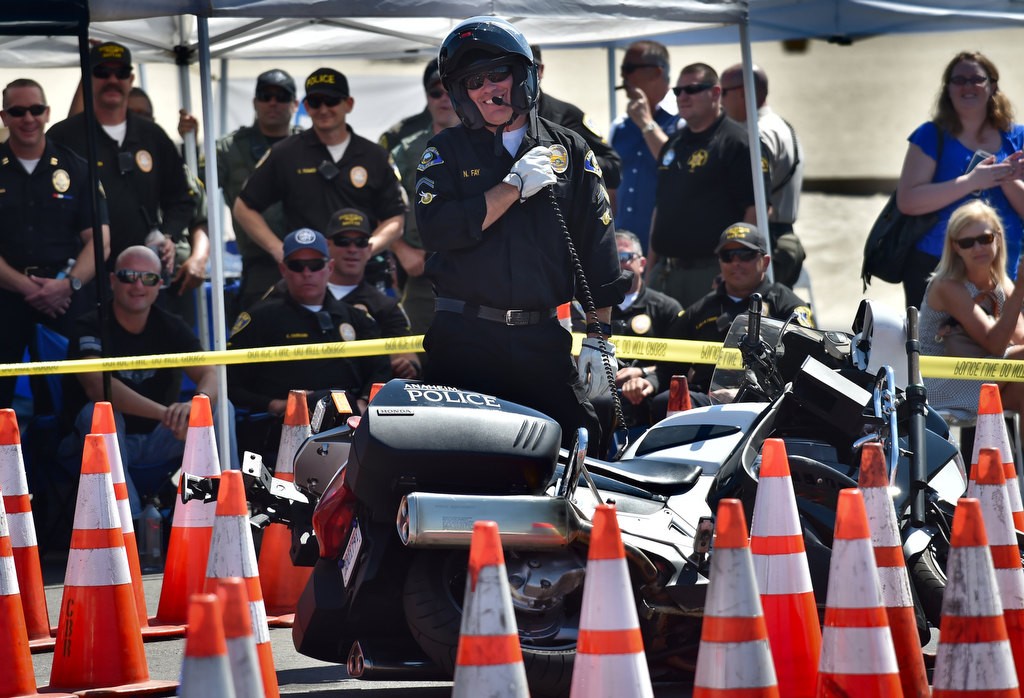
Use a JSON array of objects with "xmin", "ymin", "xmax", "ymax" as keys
[
  {"xmin": 397, "ymin": 492, "xmax": 576, "ymax": 548},
  {"xmin": 346, "ymin": 640, "xmax": 449, "ymax": 681}
]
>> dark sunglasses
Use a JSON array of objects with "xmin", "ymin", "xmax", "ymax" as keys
[
  {"xmin": 4, "ymin": 104, "xmax": 47, "ymax": 118},
  {"xmin": 463, "ymin": 65, "xmax": 512, "ymax": 91},
  {"xmin": 618, "ymin": 251, "xmax": 639, "ymax": 263},
  {"xmin": 305, "ymin": 94, "xmax": 343, "ymax": 109},
  {"xmin": 621, "ymin": 63, "xmax": 659, "ymax": 74},
  {"xmin": 955, "ymin": 232, "xmax": 996, "ymax": 249},
  {"xmin": 949, "ymin": 75, "xmax": 989, "ymax": 87},
  {"xmin": 115, "ymin": 269, "xmax": 162, "ymax": 286},
  {"xmin": 673, "ymin": 83, "xmax": 715, "ymax": 97},
  {"xmin": 285, "ymin": 258, "xmax": 329, "ymax": 273},
  {"xmin": 426, "ymin": 88, "xmax": 446, "ymax": 99},
  {"xmin": 92, "ymin": 65, "xmax": 132, "ymax": 80},
  {"xmin": 256, "ymin": 91, "xmax": 293, "ymax": 103},
  {"xmin": 718, "ymin": 248, "xmax": 762, "ymax": 263},
  {"xmin": 331, "ymin": 235, "xmax": 370, "ymax": 248}
]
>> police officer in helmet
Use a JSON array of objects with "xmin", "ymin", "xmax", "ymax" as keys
[{"xmin": 416, "ymin": 17, "xmax": 627, "ymax": 453}]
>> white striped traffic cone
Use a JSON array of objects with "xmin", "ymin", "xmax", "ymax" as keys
[
  {"xmin": 0, "ymin": 408, "xmax": 51, "ymax": 650},
  {"xmin": 155, "ymin": 394, "xmax": 222, "ymax": 625},
  {"xmin": 570, "ymin": 503, "xmax": 653, "ymax": 698},
  {"xmin": 693, "ymin": 498, "xmax": 779, "ymax": 698},
  {"xmin": 216, "ymin": 577, "xmax": 265, "ymax": 698},
  {"xmin": 972, "ymin": 447, "xmax": 1024, "ymax": 689},
  {"xmin": 816, "ymin": 489, "xmax": 902, "ymax": 696},
  {"xmin": 204, "ymin": 470, "xmax": 279, "ymax": 698},
  {"xmin": 0, "ymin": 482, "xmax": 38, "ymax": 698},
  {"xmin": 179, "ymin": 593, "xmax": 236, "ymax": 698},
  {"xmin": 857, "ymin": 443, "xmax": 929, "ymax": 698},
  {"xmin": 970, "ymin": 383, "xmax": 1024, "ymax": 531},
  {"xmin": 451, "ymin": 520, "xmax": 529, "ymax": 698},
  {"xmin": 933, "ymin": 498, "xmax": 1020, "ymax": 698},
  {"xmin": 750, "ymin": 438, "xmax": 821, "ymax": 697}
]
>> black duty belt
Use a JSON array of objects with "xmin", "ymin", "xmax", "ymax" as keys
[{"xmin": 435, "ymin": 297, "xmax": 557, "ymax": 326}]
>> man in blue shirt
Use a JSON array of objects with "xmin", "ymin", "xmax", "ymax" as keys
[{"xmin": 610, "ymin": 40, "xmax": 680, "ymax": 252}]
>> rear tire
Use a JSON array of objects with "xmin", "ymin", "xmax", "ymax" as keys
[
  {"xmin": 402, "ymin": 550, "xmax": 576, "ymax": 698},
  {"xmin": 909, "ymin": 545, "xmax": 946, "ymax": 630}
]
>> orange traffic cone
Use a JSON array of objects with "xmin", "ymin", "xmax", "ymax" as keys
[
  {"xmin": 817, "ymin": 489, "xmax": 902, "ymax": 696},
  {"xmin": 155, "ymin": 395, "xmax": 222, "ymax": 625},
  {"xmin": 0, "ymin": 409, "xmax": 51, "ymax": 648},
  {"xmin": 693, "ymin": 499, "xmax": 779, "ymax": 698},
  {"xmin": 970, "ymin": 383, "xmax": 1024, "ymax": 531},
  {"xmin": 857, "ymin": 443, "xmax": 929, "ymax": 698},
  {"xmin": 557, "ymin": 302, "xmax": 572, "ymax": 332},
  {"xmin": 933, "ymin": 498, "xmax": 1020, "ymax": 697},
  {"xmin": 451, "ymin": 521, "xmax": 529, "ymax": 698},
  {"xmin": 570, "ymin": 503, "xmax": 654, "ymax": 698},
  {"xmin": 49, "ymin": 435, "xmax": 176, "ymax": 695},
  {"xmin": 216, "ymin": 577, "xmax": 264, "ymax": 698},
  {"xmin": 972, "ymin": 447, "xmax": 1024, "ymax": 688},
  {"xmin": 260, "ymin": 390, "xmax": 313, "ymax": 624},
  {"xmin": 368, "ymin": 382, "xmax": 385, "ymax": 403},
  {"xmin": 179, "ymin": 593, "xmax": 236, "ymax": 697},
  {"xmin": 750, "ymin": 438, "xmax": 821, "ymax": 698},
  {"xmin": 204, "ymin": 470, "xmax": 279, "ymax": 698},
  {"xmin": 0, "ymin": 484, "xmax": 38, "ymax": 698},
  {"xmin": 666, "ymin": 375, "xmax": 692, "ymax": 417}
]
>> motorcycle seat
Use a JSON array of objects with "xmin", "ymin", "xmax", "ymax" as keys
[{"xmin": 584, "ymin": 456, "xmax": 702, "ymax": 497}]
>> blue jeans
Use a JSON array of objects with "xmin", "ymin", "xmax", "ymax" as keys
[{"xmin": 58, "ymin": 401, "xmax": 240, "ymax": 519}]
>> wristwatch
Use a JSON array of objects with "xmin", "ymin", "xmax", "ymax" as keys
[
  {"xmin": 643, "ymin": 121, "xmax": 657, "ymax": 134},
  {"xmin": 67, "ymin": 275, "xmax": 82, "ymax": 293}
]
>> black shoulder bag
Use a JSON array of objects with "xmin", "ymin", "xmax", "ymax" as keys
[{"xmin": 861, "ymin": 128, "xmax": 944, "ymax": 289}]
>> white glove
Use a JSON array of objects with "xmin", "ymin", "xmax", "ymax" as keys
[
  {"xmin": 503, "ymin": 146, "xmax": 557, "ymax": 201},
  {"xmin": 577, "ymin": 338, "xmax": 616, "ymax": 400}
]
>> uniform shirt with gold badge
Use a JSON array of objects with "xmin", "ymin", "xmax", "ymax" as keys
[
  {"xmin": 0, "ymin": 139, "xmax": 106, "ymax": 272},
  {"xmin": 225, "ymin": 292, "xmax": 391, "ymax": 410}
]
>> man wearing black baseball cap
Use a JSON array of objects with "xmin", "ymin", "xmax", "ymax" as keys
[
  {"xmin": 215, "ymin": 68, "xmax": 302, "ymax": 310},
  {"xmin": 234, "ymin": 67, "xmax": 406, "ymax": 271},
  {"xmin": 48, "ymin": 41, "xmax": 194, "ymax": 276}
]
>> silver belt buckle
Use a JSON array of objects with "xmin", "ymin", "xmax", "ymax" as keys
[{"xmin": 504, "ymin": 309, "xmax": 528, "ymax": 326}]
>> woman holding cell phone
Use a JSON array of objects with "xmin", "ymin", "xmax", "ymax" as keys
[{"xmin": 896, "ymin": 51, "xmax": 1024, "ymax": 309}]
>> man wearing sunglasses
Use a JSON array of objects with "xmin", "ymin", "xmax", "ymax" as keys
[
  {"xmin": 47, "ymin": 42, "xmax": 194, "ymax": 275},
  {"xmin": 0, "ymin": 77, "xmax": 111, "ymax": 411},
  {"xmin": 215, "ymin": 69, "xmax": 302, "ymax": 311},
  {"xmin": 648, "ymin": 63, "xmax": 770, "ymax": 310},
  {"xmin": 59, "ymin": 245, "xmax": 233, "ymax": 520},
  {"xmin": 227, "ymin": 228, "xmax": 390, "ymax": 418},
  {"xmin": 416, "ymin": 17, "xmax": 627, "ymax": 454},
  {"xmin": 625, "ymin": 223, "xmax": 812, "ymax": 412},
  {"xmin": 234, "ymin": 67, "xmax": 406, "ymax": 270}
]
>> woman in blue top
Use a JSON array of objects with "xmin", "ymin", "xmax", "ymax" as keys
[{"xmin": 897, "ymin": 51, "xmax": 1024, "ymax": 309}]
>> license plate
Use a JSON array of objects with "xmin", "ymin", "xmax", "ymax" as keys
[{"xmin": 340, "ymin": 517, "xmax": 362, "ymax": 588}]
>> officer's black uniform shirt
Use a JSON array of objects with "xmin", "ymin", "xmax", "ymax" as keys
[
  {"xmin": 537, "ymin": 91, "xmax": 622, "ymax": 190},
  {"xmin": 651, "ymin": 113, "xmax": 769, "ymax": 259},
  {"xmin": 416, "ymin": 117, "xmax": 625, "ymax": 311},
  {"xmin": 46, "ymin": 112, "xmax": 194, "ymax": 264},
  {"xmin": 340, "ymin": 280, "xmax": 412, "ymax": 339},
  {"xmin": 226, "ymin": 292, "xmax": 391, "ymax": 410},
  {"xmin": 570, "ymin": 285, "xmax": 681, "ymax": 338},
  {"xmin": 239, "ymin": 127, "xmax": 406, "ymax": 234},
  {"xmin": 653, "ymin": 278, "xmax": 813, "ymax": 393},
  {"xmin": 0, "ymin": 139, "xmax": 105, "ymax": 271}
]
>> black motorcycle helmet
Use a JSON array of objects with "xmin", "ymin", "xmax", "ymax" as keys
[{"xmin": 438, "ymin": 16, "xmax": 538, "ymax": 130}]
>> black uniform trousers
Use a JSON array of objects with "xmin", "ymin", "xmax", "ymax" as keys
[{"xmin": 423, "ymin": 312, "xmax": 600, "ymax": 454}]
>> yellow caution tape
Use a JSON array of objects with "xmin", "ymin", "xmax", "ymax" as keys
[{"xmin": 3, "ymin": 331, "xmax": 1021, "ymax": 383}]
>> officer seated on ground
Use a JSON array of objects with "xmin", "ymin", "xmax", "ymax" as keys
[
  {"xmin": 624, "ymin": 222, "xmax": 814, "ymax": 418},
  {"xmin": 227, "ymin": 228, "xmax": 391, "ymax": 424}
]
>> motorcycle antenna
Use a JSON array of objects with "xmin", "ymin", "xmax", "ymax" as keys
[{"xmin": 905, "ymin": 307, "xmax": 928, "ymax": 527}]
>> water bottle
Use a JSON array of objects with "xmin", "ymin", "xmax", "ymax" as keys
[
  {"xmin": 140, "ymin": 498, "xmax": 164, "ymax": 573},
  {"xmin": 144, "ymin": 229, "xmax": 172, "ymax": 288}
]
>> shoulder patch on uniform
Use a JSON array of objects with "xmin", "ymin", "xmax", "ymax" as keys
[
  {"xmin": 582, "ymin": 150, "xmax": 602, "ymax": 178},
  {"xmin": 230, "ymin": 311, "xmax": 251, "ymax": 337},
  {"xmin": 582, "ymin": 115, "xmax": 607, "ymax": 141},
  {"xmin": 761, "ymin": 155, "xmax": 769, "ymax": 173},
  {"xmin": 792, "ymin": 305, "xmax": 814, "ymax": 327},
  {"xmin": 417, "ymin": 146, "xmax": 444, "ymax": 172}
]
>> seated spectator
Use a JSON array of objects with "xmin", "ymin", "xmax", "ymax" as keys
[
  {"xmin": 919, "ymin": 200, "xmax": 1024, "ymax": 431},
  {"xmin": 58, "ymin": 245, "xmax": 237, "ymax": 518},
  {"xmin": 227, "ymin": 228, "xmax": 390, "ymax": 417},
  {"xmin": 625, "ymin": 223, "xmax": 814, "ymax": 417}
]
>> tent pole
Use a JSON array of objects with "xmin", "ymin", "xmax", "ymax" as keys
[
  {"xmin": 607, "ymin": 45, "xmax": 617, "ymax": 130},
  {"xmin": 738, "ymin": 19, "xmax": 773, "ymax": 283},
  {"xmin": 198, "ymin": 16, "xmax": 232, "ymax": 471}
]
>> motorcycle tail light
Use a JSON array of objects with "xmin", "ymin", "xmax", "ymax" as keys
[{"xmin": 312, "ymin": 468, "xmax": 358, "ymax": 558}]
